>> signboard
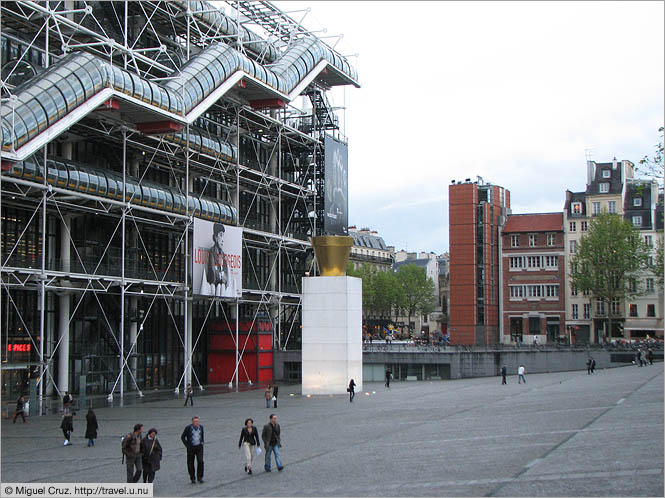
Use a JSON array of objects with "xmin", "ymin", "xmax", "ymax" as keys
[
  {"xmin": 323, "ymin": 134, "xmax": 348, "ymax": 235},
  {"xmin": 192, "ymin": 219, "xmax": 243, "ymax": 298},
  {"xmin": 7, "ymin": 343, "xmax": 31, "ymax": 352}
]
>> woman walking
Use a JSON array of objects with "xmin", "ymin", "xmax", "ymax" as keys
[
  {"xmin": 238, "ymin": 418, "xmax": 261, "ymax": 474},
  {"xmin": 264, "ymin": 384, "xmax": 272, "ymax": 409},
  {"xmin": 141, "ymin": 428, "xmax": 162, "ymax": 483},
  {"xmin": 85, "ymin": 409, "xmax": 98, "ymax": 447},
  {"xmin": 61, "ymin": 407, "xmax": 74, "ymax": 446},
  {"xmin": 348, "ymin": 378, "xmax": 356, "ymax": 403}
]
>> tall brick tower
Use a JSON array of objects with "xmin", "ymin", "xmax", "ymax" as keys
[{"xmin": 448, "ymin": 179, "xmax": 510, "ymax": 345}]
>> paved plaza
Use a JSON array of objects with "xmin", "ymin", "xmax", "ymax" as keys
[{"xmin": 1, "ymin": 365, "xmax": 663, "ymax": 497}]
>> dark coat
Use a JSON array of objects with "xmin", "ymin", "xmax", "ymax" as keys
[
  {"xmin": 181, "ymin": 424, "xmax": 204, "ymax": 448},
  {"xmin": 238, "ymin": 426, "xmax": 261, "ymax": 448},
  {"xmin": 272, "ymin": 385, "xmax": 278, "ymax": 398},
  {"xmin": 141, "ymin": 437, "xmax": 163, "ymax": 471},
  {"xmin": 501, "ymin": 367, "xmax": 507, "ymax": 376},
  {"xmin": 15, "ymin": 398, "xmax": 25, "ymax": 412},
  {"xmin": 262, "ymin": 422, "xmax": 281, "ymax": 448},
  {"xmin": 85, "ymin": 411, "xmax": 98, "ymax": 439},
  {"xmin": 61, "ymin": 415, "xmax": 74, "ymax": 432},
  {"xmin": 348, "ymin": 380, "xmax": 356, "ymax": 392}
]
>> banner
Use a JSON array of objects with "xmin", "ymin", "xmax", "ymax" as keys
[
  {"xmin": 192, "ymin": 219, "xmax": 242, "ymax": 298},
  {"xmin": 324, "ymin": 134, "xmax": 349, "ymax": 235}
]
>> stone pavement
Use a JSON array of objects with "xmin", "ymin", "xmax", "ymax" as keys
[{"xmin": 1, "ymin": 365, "xmax": 663, "ymax": 497}]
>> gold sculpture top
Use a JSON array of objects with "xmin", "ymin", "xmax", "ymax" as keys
[{"xmin": 311, "ymin": 235, "xmax": 353, "ymax": 276}]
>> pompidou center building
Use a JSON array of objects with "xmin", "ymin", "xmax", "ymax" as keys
[{"xmin": 0, "ymin": 1, "xmax": 358, "ymax": 410}]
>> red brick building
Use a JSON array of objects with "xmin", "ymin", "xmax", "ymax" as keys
[
  {"xmin": 500, "ymin": 213, "xmax": 565, "ymax": 344},
  {"xmin": 449, "ymin": 180, "xmax": 510, "ymax": 345}
]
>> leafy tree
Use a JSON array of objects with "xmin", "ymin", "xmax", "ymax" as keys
[
  {"xmin": 374, "ymin": 269, "xmax": 403, "ymax": 320},
  {"xmin": 638, "ymin": 126, "xmax": 664, "ymax": 184},
  {"xmin": 570, "ymin": 213, "xmax": 650, "ymax": 341},
  {"xmin": 654, "ymin": 238, "xmax": 664, "ymax": 287},
  {"xmin": 347, "ymin": 262, "xmax": 376, "ymax": 318},
  {"xmin": 395, "ymin": 264, "xmax": 436, "ymax": 334}
]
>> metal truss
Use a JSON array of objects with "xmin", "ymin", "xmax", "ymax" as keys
[{"xmin": 1, "ymin": 0, "xmax": 353, "ymax": 412}]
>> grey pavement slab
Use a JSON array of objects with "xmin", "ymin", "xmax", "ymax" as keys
[{"xmin": 1, "ymin": 365, "xmax": 663, "ymax": 497}]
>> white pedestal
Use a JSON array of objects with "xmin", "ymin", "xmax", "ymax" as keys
[{"xmin": 301, "ymin": 276, "xmax": 363, "ymax": 395}]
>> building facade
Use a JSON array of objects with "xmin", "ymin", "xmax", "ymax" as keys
[
  {"xmin": 348, "ymin": 226, "xmax": 394, "ymax": 270},
  {"xmin": 449, "ymin": 179, "xmax": 510, "ymax": 345},
  {"xmin": 0, "ymin": 1, "xmax": 358, "ymax": 408},
  {"xmin": 500, "ymin": 213, "xmax": 565, "ymax": 345}
]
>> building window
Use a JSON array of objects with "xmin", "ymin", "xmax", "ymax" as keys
[
  {"xmin": 509, "ymin": 286, "xmax": 524, "ymax": 299},
  {"xmin": 633, "ymin": 197, "xmax": 642, "ymax": 207},
  {"xmin": 583, "ymin": 303, "xmax": 591, "ymax": 319},
  {"xmin": 583, "ymin": 289, "xmax": 590, "ymax": 296},
  {"xmin": 509, "ymin": 256, "xmax": 523, "ymax": 269},
  {"xmin": 510, "ymin": 235, "xmax": 519, "ymax": 247},
  {"xmin": 599, "ymin": 183, "xmax": 610, "ymax": 193},
  {"xmin": 547, "ymin": 234, "xmax": 555, "ymax": 246},
  {"xmin": 571, "ymin": 286, "xmax": 578, "ymax": 297},
  {"xmin": 645, "ymin": 235, "xmax": 653, "ymax": 247},
  {"xmin": 545, "ymin": 285, "xmax": 559, "ymax": 298},
  {"xmin": 629, "ymin": 304, "xmax": 638, "ymax": 317},
  {"xmin": 648, "ymin": 256, "xmax": 654, "ymax": 267},
  {"xmin": 602, "ymin": 169, "xmax": 611, "ymax": 178},
  {"xmin": 592, "ymin": 202, "xmax": 601, "ymax": 215},
  {"xmin": 527, "ymin": 255, "xmax": 542, "ymax": 268},
  {"xmin": 569, "ymin": 222, "xmax": 576, "ymax": 232},
  {"xmin": 572, "ymin": 202, "xmax": 582, "ymax": 214},
  {"xmin": 569, "ymin": 240, "xmax": 577, "ymax": 254},
  {"xmin": 572, "ymin": 304, "xmax": 578, "ymax": 319},
  {"xmin": 529, "ymin": 234, "xmax": 537, "ymax": 247},
  {"xmin": 608, "ymin": 201, "xmax": 616, "ymax": 214},
  {"xmin": 647, "ymin": 304, "xmax": 655, "ymax": 317},
  {"xmin": 545, "ymin": 255, "xmax": 558, "ymax": 268},
  {"xmin": 529, "ymin": 316, "xmax": 540, "ymax": 335},
  {"xmin": 611, "ymin": 299, "xmax": 621, "ymax": 316},
  {"xmin": 581, "ymin": 221, "xmax": 588, "ymax": 232},
  {"xmin": 646, "ymin": 278, "xmax": 654, "ymax": 292},
  {"xmin": 632, "ymin": 216, "xmax": 642, "ymax": 227},
  {"xmin": 596, "ymin": 300, "xmax": 606, "ymax": 316},
  {"xmin": 527, "ymin": 285, "xmax": 542, "ymax": 298}
]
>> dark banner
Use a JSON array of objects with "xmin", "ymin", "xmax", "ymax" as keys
[{"xmin": 324, "ymin": 135, "xmax": 349, "ymax": 235}]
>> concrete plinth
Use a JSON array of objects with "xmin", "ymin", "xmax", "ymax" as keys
[{"xmin": 302, "ymin": 276, "xmax": 362, "ymax": 395}]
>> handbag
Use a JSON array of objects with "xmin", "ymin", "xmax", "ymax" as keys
[
  {"xmin": 255, "ymin": 446, "xmax": 263, "ymax": 455},
  {"xmin": 271, "ymin": 396, "xmax": 276, "ymax": 401}
]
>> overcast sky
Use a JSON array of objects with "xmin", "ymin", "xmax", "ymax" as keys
[{"xmin": 274, "ymin": 1, "xmax": 664, "ymax": 254}]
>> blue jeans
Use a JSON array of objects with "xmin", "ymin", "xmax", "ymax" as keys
[
  {"xmin": 264, "ymin": 444, "xmax": 283, "ymax": 471},
  {"xmin": 266, "ymin": 398, "xmax": 270, "ymax": 408},
  {"xmin": 518, "ymin": 374, "xmax": 526, "ymax": 384}
]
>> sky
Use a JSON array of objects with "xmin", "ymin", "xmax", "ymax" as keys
[{"xmin": 273, "ymin": 1, "xmax": 664, "ymax": 254}]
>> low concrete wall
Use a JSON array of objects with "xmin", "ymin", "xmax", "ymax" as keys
[{"xmin": 274, "ymin": 348, "xmax": 646, "ymax": 382}]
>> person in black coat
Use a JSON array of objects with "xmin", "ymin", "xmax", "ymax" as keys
[
  {"xmin": 238, "ymin": 418, "xmax": 261, "ymax": 474},
  {"xmin": 348, "ymin": 379, "xmax": 356, "ymax": 403},
  {"xmin": 181, "ymin": 416, "xmax": 204, "ymax": 483},
  {"xmin": 141, "ymin": 428, "xmax": 163, "ymax": 483},
  {"xmin": 272, "ymin": 384, "xmax": 279, "ymax": 408},
  {"xmin": 13, "ymin": 395, "xmax": 26, "ymax": 423},
  {"xmin": 85, "ymin": 409, "xmax": 98, "ymax": 446},
  {"xmin": 501, "ymin": 365, "xmax": 507, "ymax": 385},
  {"xmin": 61, "ymin": 408, "xmax": 74, "ymax": 446}
]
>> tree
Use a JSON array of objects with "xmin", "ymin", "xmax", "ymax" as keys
[
  {"xmin": 654, "ymin": 238, "xmax": 664, "ymax": 287},
  {"xmin": 638, "ymin": 126, "xmax": 664, "ymax": 184},
  {"xmin": 347, "ymin": 262, "xmax": 376, "ymax": 318},
  {"xmin": 395, "ymin": 264, "xmax": 436, "ymax": 335},
  {"xmin": 570, "ymin": 213, "xmax": 650, "ymax": 341}
]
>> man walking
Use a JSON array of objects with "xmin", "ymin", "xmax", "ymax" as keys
[
  {"xmin": 385, "ymin": 369, "xmax": 391, "ymax": 388},
  {"xmin": 181, "ymin": 416, "xmax": 204, "ymax": 483},
  {"xmin": 501, "ymin": 365, "xmax": 507, "ymax": 385},
  {"xmin": 518, "ymin": 364, "xmax": 526, "ymax": 384},
  {"xmin": 261, "ymin": 414, "xmax": 283, "ymax": 472},
  {"xmin": 272, "ymin": 383, "xmax": 279, "ymax": 408},
  {"xmin": 13, "ymin": 395, "xmax": 27, "ymax": 423},
  {"xmin": 590, "ymin": 357, "xmax": 596, "ymax": 374},
  {"xmin": 184, "ymin": 383, "xmax": 194, "ymax": 406},
  {"xmin": 122, "ymin": 424, "xmax": 143, "ymax": 483}
]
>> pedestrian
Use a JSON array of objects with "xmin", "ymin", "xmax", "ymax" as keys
[
  {"xmin": 501, "ymin": 365, "xmax": 507, "ymax": 385},
  {"xmin": 181, "ymin": 416, "xmax": 204, "ymax": 483},
  {"xmin": 590, "ymin": 357, "xmax": 596, "ymax": 374},
  {"xmin": 587, "ymin": 357, "xmax": 592, "ymax": 375},
  {"xmin": 648, "ymin": 348, "xmax": 654, "ymax": 366},
  {"xmin": 63, "ymin": 391, "xmax": 72, "ymax": 410},
  {"xmin": 533, "ymin": 336, "xmax": 538, "ymax": 346},
  {"xmin": 264, "ymin": 384, "xmax": 272, "ymax": 409},
  {"xmin": 385, "ymin": 369, "xmax": 391, "ymax": 388},
  {"xmin": 85, "ymin": 408, "xmax": 98, "ymax": 446},
  {"xmin": 141, "ymin": 428, "xmax": 162, "ymax": 483},
  {"xmin": 272, "ymin": 383, "xmax": 279, "ymax": 408},
  {"xmin": 518, "ymin": 364, "xmax": 526, "ymax": 384},
  {"xmin": 184, "ymin": 383, "xmax": 194, "ymax": 406},
  {"xmin": 348, "ymin": 378, "xmax": 356, "ymax": 402},
  {"xmin": 122, "ymin": 423, "xmax": 143, "ymax": 483},
  {"xmin": 636, "ymin": 350, "xmax": 642, "ymax": 367},
  {"xmin": 641, "ymin": 350, "xmax": 648, "ymax": 367},
  {"xmin": 61, "ymin": 407, "xmax": 74, "ymax": 446},
  {"xmin": 261, "ymin": 414, "xmax": 283, "ymax": 472},
  {"xmin": 13, "ymin": 395, "xmax": 26, "ymax": 423},
  {"xmin": 238, "ymin": 418, "xmax": 260, "ymax": 475}
]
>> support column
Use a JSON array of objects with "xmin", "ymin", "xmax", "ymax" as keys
[
  {"xmin": 127, "ymin": 157, "xmax": 140, "ymax": 388},
  {"xmin": 57, "ymin": 215, "xmax": 71, "ymax": 395}
]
